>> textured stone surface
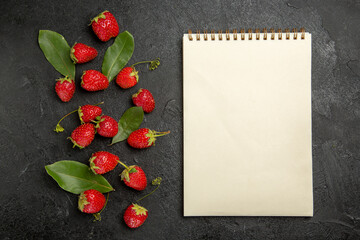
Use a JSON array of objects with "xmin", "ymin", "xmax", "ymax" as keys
[{"xmin": 0, "ymin": 0, "xmax": 359, "ymax": 239}]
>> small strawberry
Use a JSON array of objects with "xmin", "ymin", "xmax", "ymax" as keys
[
  {"xmin": 81, "ymin": 70, "xmax": 109, "ymax": 91},
  {"xmin": 70, "ymin": 43, "xmax": 98, "ymax": 64},
  {"xmin": 68, "ymin": 123, "xmax": 95, "ymax": 149},
  {"xmin": 94, "ymin": 115, "xmax": 118, "ymax": 138},
  {"xmin": 132, "ymin": 88, "xmax": 155, "ymax": 113},
  {"xmin": 123, "ymin": 204, "xmax": 148, "ymax": 228},
  {"xmin": 79, "ymin": 104, "xmax": 102, "ymax": 123},
  {"xmin": 90, "ymin": 151, "xmax": 119, "ymax": 175},
  {"xmin": 54, "ymin": 102, "xmax": 103, "ymax": 133},
  {"xmin": 78, "ymin": 189, "xmax": 106, "ymax": 214},
  {"xmin": 123, "ymin": 177, "xmax": 162, "ymax": 229},
  {"xmin": 55, "ymin": 77, "xmax": 75, "ymax": 102},
  {"xmin": 121, "ymin": 165, "xmax": 147, "ymax": 191},
  {"xmin": 127, "ymin": 128, "xmax": 170, "ymax": 149},
  {"xmin": 116, "ymin": 58, "xmax": 160, "ymax": 89},
  {"xmin": 90, "ymin": 11, "xmax": 119, "ymax": 42}
]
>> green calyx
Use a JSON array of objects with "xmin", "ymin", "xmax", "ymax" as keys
[
  {"xmin": 89, "ymin": 156, "xmax": 100, "ymax": 174},
  {"xmin": 93, "ymin": 116, "xmax": 105, "ymax": 129},
  {"xmin": 131, "ymin": 203, "xmax": 148, "ymax": 216},
  {"xmin": 78, "ymin": 107, "xmax": 84, "ymax": 124},
  {"xmin": 70, "ymin": 43, "xmax": 78, "ymax": 64},
  {"xmin": 56, "ymin": 76, "xmax": 73, "ymax": 84},
  {"xmin": 132, "ymin": 88, "xmax": 143, "ymax": 99},
  {"xmin": 130, "ymin": 68, "xmax": 139, "ymax": 82},
  {"xmin": 78, "ymin": 192, "xmax": 89, "ymax": 212},
  {"xmin": 67, "ymin": 137, "xmax": 84, "ymax": 149},
  {"xmin": 120, "ymin": 165, "xmax": 137, "ymax": 182},
  {"xmin": 90, "ymin": 10, "xmax": 109, "ymax": 24},
  {"xmin": 145, "ymin": 130, "xmax": 170, "ymax": 146}
]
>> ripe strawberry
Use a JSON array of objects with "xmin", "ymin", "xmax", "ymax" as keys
[
  {"xmin": 78, "ymin": 104, "xmax": 102, "ymax": 123},
  {"xmin": 68, "ymin": 123, "xmax": 95, "ymax": 149},
  {"xmin": 123, "ymin": 204, "xmax": 148, "ymax": 228},
  {"xmin": 132, "ymin": 88, "xmax": 155, "ymax": 113},
  {"xmin": 116, "ymin": 67, "xmax": 138, "ymax": 89},
  {"xmin": 127, "ymin": 128, "xmax": 170, "ymax": 149},
  {"xmin": 95, "ymin": 115, "xmax": 118, "ymax": 138},
  {"xmin": 70, "ymin": 43, "xmax": 98, "ymax": 64},
  {"xmin": 90, "ymin": 11, "xmax": 119, "ymax": 42},
  {"xmin": 78, "ymin": 189, "xmax": 106, "ymax": 214},
  {"xmin": 121, "ymin": 165, "xmax": 147, "ymax": 191},
  {"xmin": 55, "ymin": 77, "xmax": 75, "ymax": 102},
  {"xmin": 90, "ymin": 151, "xmax": 119, "ymax": 174},
  {"xmin": 81, "ymin": 70, "xmax": 109, "ymax": 91}
]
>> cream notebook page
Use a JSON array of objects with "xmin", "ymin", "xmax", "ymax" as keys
[{"xmin": 183, "ymin": 32, "xmax": 313, "ymax": 216}]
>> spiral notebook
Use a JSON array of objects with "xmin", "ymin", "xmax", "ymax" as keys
[{"xmin": 183, "ymin": 29, "xmax": 313, "ymax": 216}]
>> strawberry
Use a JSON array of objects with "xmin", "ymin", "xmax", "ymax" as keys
[
  {"xmin": 116, "ymin": 67, "xmax": 138, "ymax": 89},
  {"xmin": 90, "ymin": 11, "xmax": 119, "ymax": 42},
  {"xmin": 70, "ymin": 43, "xmax": 98, "ymax": 64},
  {"xmin": 55, "ymin": 77, "xmax": 75, "ymax": 102},
  {"xmin": 90, "ymin": 151, "xmax": 119, "ymax": 174},
  {"xmin": 78, "ymin": 189, "xmax": 106, "ymax": 214},
  {"xmin": 95, "ymin": 115, "xmax": 118, "ymax": 138},
  {"xmin": 81, "ymin": 70, "xmax": 109, "ymax": 91},
  {"xmin": 127, "ymin": 128, "xmax": 170, "ymax": 149},
  {"xmin": 121, "ymin": 165, "xmax": 147, "ymax": 191},
  {"xmin": 132, "ymin": 88, "xmax": 155, "ymax": 113},
  {"xmin": 123, "ymin": 204, "xmax": 148, "ymax": 228},
  {"xmin": 68, "ymin": 123, "xmax": 95, "ymax": 149},
  {"xmin": 78, "ymin": 104, "xmax": 102, "ymax": 123}
]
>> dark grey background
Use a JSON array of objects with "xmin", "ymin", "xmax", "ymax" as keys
[{"xmin": 0, "ymin": 0, "xmax": 359, "ymax": 239}]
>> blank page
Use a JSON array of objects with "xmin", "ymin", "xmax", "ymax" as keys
[{"xmin": 183, "ymin": 33, "xmax": 313, "ymax": 216}]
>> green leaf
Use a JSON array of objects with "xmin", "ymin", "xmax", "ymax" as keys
[
  {"xmin": 111, "ymin": 107, "xmax": 144, "ymax": 145},
  {"xmin": 38, "ymin": 30, "xmax": 75, "ymax": 79},
  {"xmin": 45, "ymin": 160, "xmax": 114, "ymax": 194},
  {"xmin": 102, "ymin": 31, "xmax": 134, "ymax": 82}
]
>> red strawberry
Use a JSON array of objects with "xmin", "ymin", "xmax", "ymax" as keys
[
  {"xmin": 55, "ymin": 77, "xmax": 75, "ymax": 102},
  {"xmin": 70, "ymin": 43, "xmax": 98, "ymax": 64},
  {"xmin": 78, "ymin": 105, "xmax": 102, "ymax": 123},
  {"xmin": 95, "ymin": 115, "xmax": 118, "ymax": 138},
  {"xmin": 123, "ymin": 204, "xmax": 148, "ymax": 228},
  {"xmin": 127, "ymin": 128, "xmax": 170, "ymax": 149},
  {"xmin": 90, "ymin": 151, "xmax": 119, "ymax": 174},
  {"xmin": 90, "ymin": 11, "xmax": 119, "ymax": 42},
  {"xmin": 81, "ymin": 70, "xmax": 109, "ymax": 91},
  {"xmin": 132, "ymin": 89, "xmax": 155, "ymax": 113},
  {"xmin": 78, "ymin": 189, "xmax": 106, "ymax": 214},
  {"xmin": 121, "ymin": 165, "xmax": 147, "ymax": 191},
  {"xmin": 68, "ymin": 123, "xmax": 95, "ymax": 149},
  {"xmin": 116, "ymin": 67, "xmax": 138, "ymax": 89}
]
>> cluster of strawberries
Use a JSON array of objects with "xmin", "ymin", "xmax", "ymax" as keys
[{"xmin": 52, "ymin": 10, "xmax": 169, "ymax": 229}]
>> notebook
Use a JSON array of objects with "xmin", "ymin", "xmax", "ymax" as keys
[{"xmin": 183, "ymin": 29, "xmax": 313, "ymax": 216}]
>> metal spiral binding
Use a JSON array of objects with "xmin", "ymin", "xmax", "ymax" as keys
[{"xmin": 188, "ymin": 28, "xmax": 306, "ymax": 41}]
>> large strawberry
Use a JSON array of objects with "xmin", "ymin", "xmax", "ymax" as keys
[
  {"xmin": 70, "ymin": 43, "xmax": 98, "ymax": 64},
  {"xmin": 95, "ymin": 115, "xmax": 118, "ymax": 138},
  {"xmin": 55, "ymin": 77, "xmax": 75, "ymax": 102},
  {"xmin": 123, "ymin": 204, "xmax": 148, "ymax": 228},
  {"xmin": 120, "ymin": 165, "xmax": 147, "ymax": 191},
  {"xmin": 127, "ymin": 128, "xmax": 170, "ymax": 149},
  {"xmin": 68, "ymin": 123, "xmax": 95, "ymax": 149},
  {"xmin": 90, "ymin": 151, "xmax": 119, "ymax": 174},
  {"xmin": 78, "ymin": 189, "xmax": 106, "ymax": 214},
  {"xmin": 90, "ymin": 11, "xmax": 119, "ymax": 42},
  {"xmin": 79, "ymin": 104, "xmax": 102, "ymax": 123},
  {"xmin": 54, "ymin": 103, "xmax": 103, "ymax": 133},
  {"xmin": 81, "ymin": 70, "xmax": 109, "ymax": 91},
  {"xmin": 116, "ymin": 58, "xmax": 160, "ymax": 89},
  {"xmin": 132, "ymin": 88, "xmax": 155, "ymax": 113}
]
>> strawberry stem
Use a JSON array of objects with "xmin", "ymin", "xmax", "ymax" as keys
[
  {"xmin": 136, "ymin": 177, "xmax": 162, "ymax": 202},
  {"xmin": 54, "ymin": 109, "xmax": 78, "ymax": 133},
  {"xmin": 152, "ymin": 131, "xmax": 170, "ymax": 137},
  {"xmin": 117, "ymin": 160, "xmax": 130, "ymax": 171},
  {"xmin": 131, "ymin": 58, "xmax": 160, "ymax": 71}
]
